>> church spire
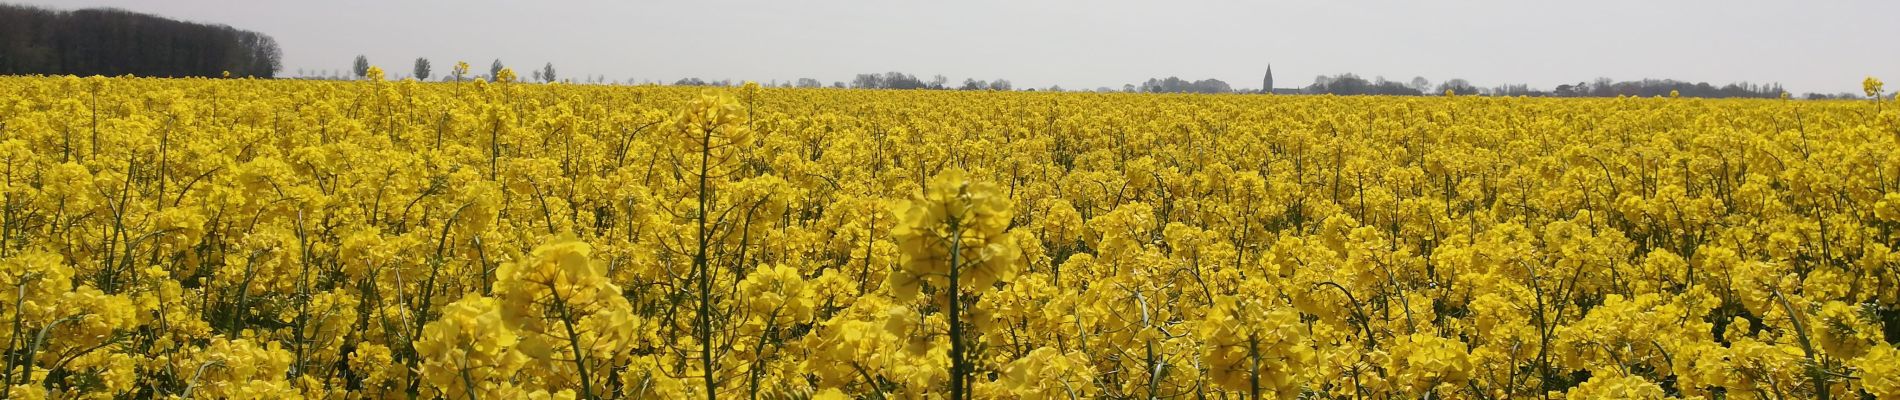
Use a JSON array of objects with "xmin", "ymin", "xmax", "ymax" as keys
[{"xmin": 1263, "ymin": 64, "xmax": 1275, "ymax": 94}]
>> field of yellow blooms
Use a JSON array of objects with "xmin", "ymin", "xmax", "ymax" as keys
[{"xmin": 0, "ymin": 73, "xmax": 1898, "ymax": 399}]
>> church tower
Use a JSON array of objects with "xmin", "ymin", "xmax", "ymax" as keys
[{"xmin": 1263, "ymin": 65, "xmax": 1274, "ymax": 94}]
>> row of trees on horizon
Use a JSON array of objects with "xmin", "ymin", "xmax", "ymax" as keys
[
  {"xmin": 833, "ymin": 72, "xmax": 1861, "ymax": 99},
  {"xmin": 1299, "ymin": 73, "xmax": 1808, "ymax": 99},
  {"xmin": 324, "ymin": 55, "xmax": 1856, "ymax": 100},
  {"xmin": 344, "ymin": 55, "xmax": 563, "ymax": 84}
]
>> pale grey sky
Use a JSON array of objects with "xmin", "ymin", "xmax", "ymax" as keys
[{"xmin": 19, "ymin": 0, "xmax": 1900, "ymax": 94}]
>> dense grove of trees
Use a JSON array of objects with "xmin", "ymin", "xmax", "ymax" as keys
[
  {"xmin": 0, "ymin": 4, "xmax": 281, "ymax": 78},
  {"xmin": 958, "ymin": 78, "xmax": 1011, "ymax": 91},
  {"xmin": 674, "ymin": 77, "xmax": 735, "ymax": 86},
  {"xmin": 1543, "ymin": 78, "xmax": 1788, "ymax": 98},
  {"xmin": 1437, "ymin": 78, "xmax": 1481, "ymax": 95},
  {"xmin": 848, "ymin": 71, "xmax": 951, "ymax": 89},
  {"xmin": 1138, "ymin": 76, "xmax": 1233, "ymax": 93},
  {"xmin": 1304, "ymin": 73, "xmax": 1423, "ymax": 96}
]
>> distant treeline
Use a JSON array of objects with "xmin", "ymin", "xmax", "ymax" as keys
[
  {"xmin": 1477, "ymin": 77, "xmax": 1790, "ymax": 99},
  {"xmin": 1138, "ymin": 77, "xmax": 1232, "ymax": 94},
  {"xmin": 0, "ymin": 4, "xmax": 281, "ymax": 78},
  {"xmin": 755, "ymin": 71, "xmax": 1817, "ymax": 99},
  {"xmin": 841, "ymin": 72, "xmax": 1018, "ymax": 91},
  {"xmin": 1288, "ymin": 73, "xmax": 1793, "ymax": 99},
  {"xmin": 307, "ymin": 55, "xmax": 1864, "ymax": 100}
]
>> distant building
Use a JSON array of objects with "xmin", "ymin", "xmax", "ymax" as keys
[
  {"xmin": 1262, "ymin": 65, "xmax": 1274, "ymax": 94},
  {"xmin": 1259, "ymin": 65, "xmax": 1302, "ymax": 94}
]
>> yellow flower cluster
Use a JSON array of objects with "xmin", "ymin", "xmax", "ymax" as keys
[
  {"xmin": 888, "ymin": 168, "xmax": 1024, "ymax": 301},
  {"xmin": 0, "ymin": 73, "xmax": 1894, "ymax": 399},
  {"xmin": 1383, "ymin": 333, "xmax": 1472, "ymax": 394},
  {"xmin": 1565, "ymin": 373, "xmax": 1667, "ymax": 399},
  {"xmin": 415, "ymin": 295, "xmax": 525, "ymax": 399}
]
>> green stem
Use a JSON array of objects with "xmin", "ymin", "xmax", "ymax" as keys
[{"xmin": 948, "ymin": 216, "xmax": 966, "ymax": 400}]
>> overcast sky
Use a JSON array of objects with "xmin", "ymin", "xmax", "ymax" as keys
[{"xmin": 19, "ymin": 0, "xmax": 1900, "ymax": 93}]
